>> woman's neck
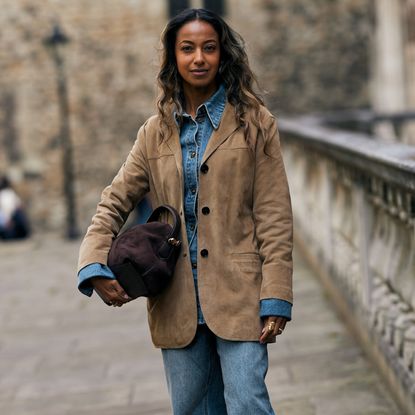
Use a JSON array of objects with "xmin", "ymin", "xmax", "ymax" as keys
[{"xmin": 183, "ymin": 83, "xmax": 218, "ymax": 118}]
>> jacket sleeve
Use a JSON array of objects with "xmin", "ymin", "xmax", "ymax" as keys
[
  {"xmin": 77, "ymin": 120, "xmax": 151, "ymax": 272},
  {"xmin": 253, "ymin": 113, "xmax": 293, "ymax": 304}
]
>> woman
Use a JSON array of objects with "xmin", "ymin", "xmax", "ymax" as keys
[{"xmin": 78, "ymin": 8, "xmax": 293, "ymax": 414}]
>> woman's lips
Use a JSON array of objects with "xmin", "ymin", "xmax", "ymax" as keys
[{"xmin": 190, "ymin": 69, "xmax": 208, "ymax": 76}]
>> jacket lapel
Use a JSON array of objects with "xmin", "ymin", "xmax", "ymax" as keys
[
  {"xmin": 164, "ymin": 124, "xmax": 183, "ymax": 177},
  {"xmin": 162, "ymin": 120, "xmax": 184, "ymax": 207},
  {"xmin": 202, "ymin": 103, "xmax": 240, "ymax": 164}
]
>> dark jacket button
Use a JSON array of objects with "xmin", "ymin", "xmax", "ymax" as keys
[
  {"xmin": 200, "ymin": 249, "xmax": 208, "ymax": 257},
  {"xmin": 201, "ymin": 164, "xmax": 209, "ymax": 174},
  {"xmin": 202, "ymin": 207, "xmax": 210, "ymax": 215}
]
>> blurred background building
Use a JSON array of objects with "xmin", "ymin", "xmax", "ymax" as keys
[
  {"xmin": 1, "ymin": 0, "xmax": 413, "ymax": 233},
  {"xmin": 0, "ymin": 0, "xmax": 378, "ymax": 232},
  {"xmin": 372, "ymin": 0, "xmax": 415, "ymax": 142},
  {"xmin": 1, "ymin": 0, "xmax": 415, "ymax": 413}
]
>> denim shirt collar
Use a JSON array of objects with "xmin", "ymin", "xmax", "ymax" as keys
[{"xmin": 175, "ymin": 84, "xmax": 227, "ymax": 130}]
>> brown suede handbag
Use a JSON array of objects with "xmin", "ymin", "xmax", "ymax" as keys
[{"xmin": 107, "ymin": 205, "xmax": 181, "ymax": 299}]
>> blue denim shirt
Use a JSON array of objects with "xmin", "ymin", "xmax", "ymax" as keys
[{"xmin": 78, "ymin": 85, "xmax": 292, "ymax": 321}]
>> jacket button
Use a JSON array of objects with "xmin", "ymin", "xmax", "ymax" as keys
[
  {"xmin": 200, "ymin": 249, "xmax": 208, "ymax": 257},
  {"xmin": 201, "ymin": 164, "xmax": 209, "ymax": 174},
  {"xmin": 202, "ymin": 207, "xmax": 210, "ymax": 215}
]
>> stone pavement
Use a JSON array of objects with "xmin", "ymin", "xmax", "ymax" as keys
[{"xmin": 0, "ymin": 236, "xmax": 401, "ymax": 415}]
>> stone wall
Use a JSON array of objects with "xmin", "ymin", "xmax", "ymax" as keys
[
  {"xmin": 0, "ymin": 0, "xmax": 373, "ymax": 233},
  {"xmin": 253, "ymin": 0, "xmax": 373, "ymax": 114},
  {"xmin": 0, "ymin": 0, "xmax": 165, "ymax": 232}
]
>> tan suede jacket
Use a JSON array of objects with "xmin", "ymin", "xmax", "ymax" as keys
[{"xmin": 78, "ymin": 102, "xmax": 293, "ymax": 348}]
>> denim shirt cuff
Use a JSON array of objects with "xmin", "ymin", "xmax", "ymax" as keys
[
  {"xmin": 260, "ymin": 298, "xmax": 292, "ymax": 321},
  {"xmin": 78, "ymin": 263, "xmax": 116, "ymax": 297}
]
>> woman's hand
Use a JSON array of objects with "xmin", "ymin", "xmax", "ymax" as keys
[
  {"xmin": 91, "ymin": 277, "xmax": 132, "ymax": 307},
  {"xmin": 259, "ymin": 316, "xmax": 288, "ymax": 344}
]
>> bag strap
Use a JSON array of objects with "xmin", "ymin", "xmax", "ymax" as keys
[{"xmin": 147, "ymin": 204, "xmax": 181, "ymax": 243}]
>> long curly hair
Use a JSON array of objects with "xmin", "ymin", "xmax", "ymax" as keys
[{"xmin": 157, "ymin": 8, "xmax": 265, "ymax": 148}]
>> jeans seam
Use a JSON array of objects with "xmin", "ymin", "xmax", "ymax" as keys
[{"xmin": 204, "ymin": 341, "xmax": 212, "ymax": 415}]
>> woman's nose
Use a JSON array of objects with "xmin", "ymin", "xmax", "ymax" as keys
[{"xmin": 193, "ymin": 49, "xmax": 204, "ymax": 65}]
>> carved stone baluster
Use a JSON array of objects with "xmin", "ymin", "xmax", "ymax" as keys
[
  {"xmin": 376, "ymin": 293, "xmax": 400, "ymax": 336},
  {"xmin": 403, "ymin": 326, "xmax": 415, "ymax": 371},
  {"xmin": 370, "ymin": 282, "xmax": 389, "ymax": 328},
  {"xmin": 384, "ymin": 299, "xmax": 410, "ymax": 346},
  {"xmin": 394, "ymin": 313, "xmax": 415, "ymax": 357},
  {"xmin": 393, "ymin": 221, "xmax": 414, "ymax": 306},
  {"xmin": 356, "ymin": 172, "xmax": 373, "ymax": 309}
]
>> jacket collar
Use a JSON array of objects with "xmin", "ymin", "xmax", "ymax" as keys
[
  {"xmin": 200, "ymin": 84, "xmax": 226, "ymax": 130},
  {"xmin": 174, "ymin": 84, "xmax": 226, "ymax": 130},
  {"xmin": 163, "ymin": 92, "xmax": 241, "ymax": 180}
]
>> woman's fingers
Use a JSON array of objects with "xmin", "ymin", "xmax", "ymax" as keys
[
  {"xmin": 91, "ymin": 277, "xmax": 132, "ymax": 306},
  {"xmin": 274, "ymin": 316, "xmax": 286, "ymax": 336},
  {"xmin": 107, "ymin": 280, "xmax": 132, "ymax": 306},
  {"xmin": 259, "ymin": 316, "xmax": 288, "ymax": 343},
  {"xmin": 259, "ymin": 316, "xmax": 276, "ymax": 343},
  {"xmin": 278, "ymin": 317, "xmax": 287, "ymax": 334},
  {"xmin": 112, "ymin": 280, "xmax": 132, "ymax": 302}
]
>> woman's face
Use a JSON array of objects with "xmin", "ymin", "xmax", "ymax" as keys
[{"xmin": 175, "ymin": 20, "xmax": 220, "ymax": 93}]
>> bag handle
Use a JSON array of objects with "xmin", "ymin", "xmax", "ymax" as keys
[{"xmin": 147, "ymin": 204, "xmax": 181, "ymax": 247}]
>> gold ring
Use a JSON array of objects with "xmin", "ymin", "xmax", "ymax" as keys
[{"xmin": 267, "ymin": 322, "xmax": 276, "ymax": 331}]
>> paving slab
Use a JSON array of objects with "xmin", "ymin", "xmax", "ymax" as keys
[{"xmin": 0, "ymin": 236, "xmax": 401, "ymax": 414}]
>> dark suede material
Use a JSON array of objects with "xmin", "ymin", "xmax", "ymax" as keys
[{"xmin": 107, "ymin": 205, "xmax": 181, "ymax": 298}]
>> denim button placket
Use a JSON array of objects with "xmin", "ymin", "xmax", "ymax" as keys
[{"xmin": 181, "ymin": 113, "xmax": 206, "ymax": 323}]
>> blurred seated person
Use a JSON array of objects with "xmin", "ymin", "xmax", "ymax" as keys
[{"xmin": 0, "ymin": 175, "xmax": 30, "ymax": 240}]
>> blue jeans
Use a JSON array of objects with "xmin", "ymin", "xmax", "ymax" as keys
[{"xmin": 162, "ymin": 325, "xmax": 275, "ymax": 415}]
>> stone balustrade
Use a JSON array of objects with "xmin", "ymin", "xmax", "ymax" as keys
[
  {"xmin": 321, "ymin": 109, "xmax": 415, "ymax": 143},
  {"xmin": 279, "ymin": 115, "xmax": 415, "ymax": 414}
]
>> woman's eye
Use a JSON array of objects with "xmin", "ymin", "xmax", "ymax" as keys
[
  {"xmin": 204, "ymin": 44, "xmax": 216, "ymax": 52},
  {"xmin": 181, "ymin": 46, "xmax": 193, "ymax": 52}
]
